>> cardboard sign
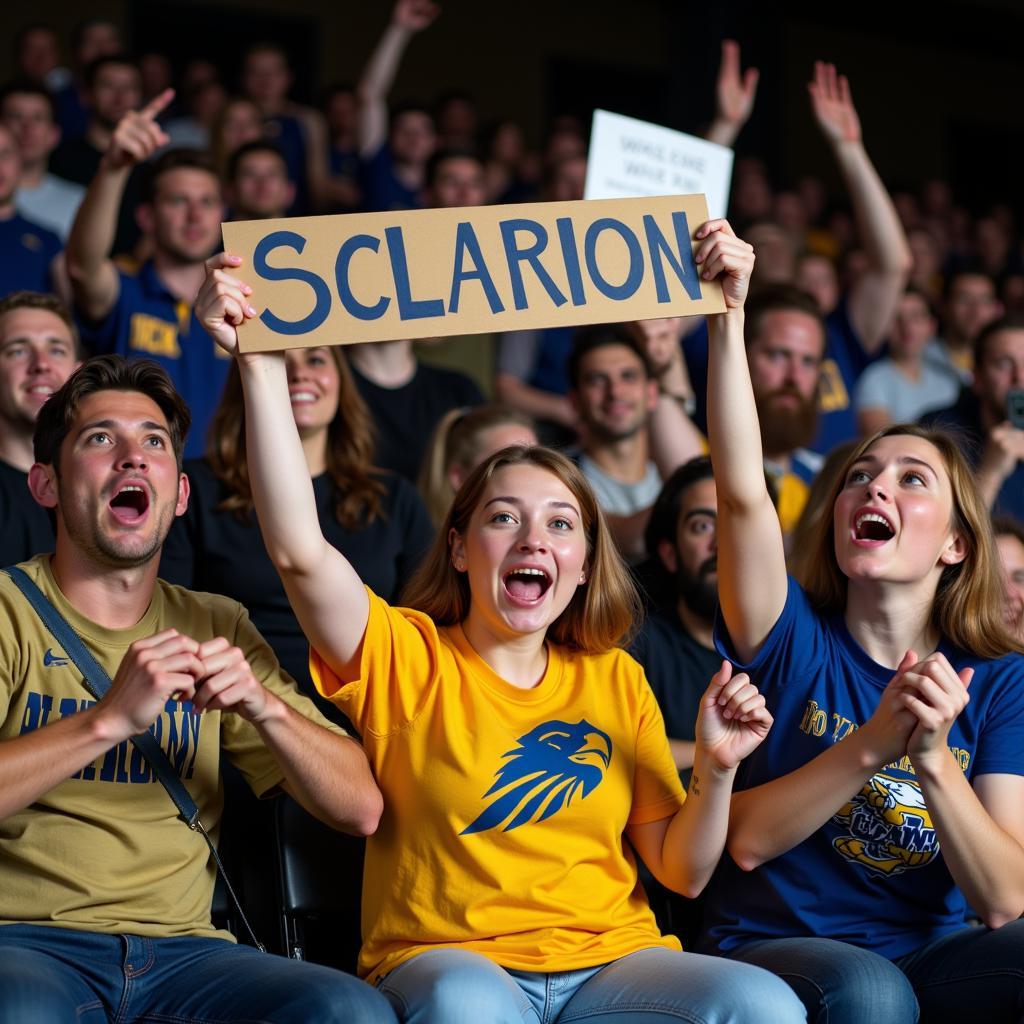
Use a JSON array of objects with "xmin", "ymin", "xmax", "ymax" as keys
[
  {"xmin": 584, "ymin": 109, "xmax": 733, "ymax": 220},
  {"xmin": 221, "ymin": 194, "xmax": 724, "ymax": 353}
]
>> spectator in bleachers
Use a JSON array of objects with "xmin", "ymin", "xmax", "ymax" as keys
[
  {"xmin": 0, "ymin": 291, "xmax": 81, "ymax": 567},
  {"xmin": 240, "ymin": 43, "xmax": 330, "ymax": 215},
  {"xmin": 702, "ymin": 217, "xmax": 1024, "ymax": 1023},
  {"xmin": 417, "ymin": 403, "xmax": 537, "ymax": 528},
  {"xmin": 0, "ymin": 81, "xmax": 85, "ymax": 241},
  {"xmin": 743, "ymin": 285, "xmax": 827, "ymax": 535},
  {"xmin": 0, "ymin": 355, "xmax": 396, "ymax": 1023},
  {"xmin": 932, "ymin": 270, "xmax": 1002, "ymax": 382},
  {"xmin": 567, "ymin": 325, "xmax": 704, "ymax": 562},
  {"xmin": 0, "ymin": 123, "xmax": 63, "ymax": 297},
  {"xmin": 50, "ymin": 53, "xmax": 144, "ymax": 257},
  {"xmin": 357, "ymin": 0, "xmax": 439, "ymax": 212},
  {"xmin": 480, "ymin": 116, "xmax": 538, "ymax": 204},
  {"xmin": 210, "ymin": 95, "xmax": 264, "ymax": 179},
  {"xmin": 194, "ymin": 246, "xmax": 806, "ymax": 1024},
  {"xmin": 160, "ymin": 345, "xmax": 433, "ymax": 722},
  {"xmin": 225, "ymin": 140, "xmax": 295, "ymax": 221},
  {"xmin": 67, "ymin": 92, "xmax": 228, "ymax": 458},
  {"xmin": 993, "ymin": 515, "xmax": 1024, "ymax": 641},
  {"xmin": 322, "ymin": 82, "xmax": 362, "ymax": 212},
  {"xmin": 922, "ymin": 315, "xmax": 1024, "ymax": 522},
  {"xmin": 433, "ymin": 89, "xmax": 477, "ymax": 150},
  {"xmin": 629, "ymin": 457, "xmax": 722, "ymax": 784},
  {"xmin": 854, "ymin": 287, "xmax": 961, "ymax": 435},
  {"xmin": 163, "ymin": 70, "xmax": 227, "ymax": 152},
  {"xmin": 12, "ymin": 23, "xmax": 63, "ymax": 91}
]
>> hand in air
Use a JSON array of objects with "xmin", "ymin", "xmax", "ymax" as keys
[
  {"xmin": 857, "ymin": 649, "xmax": 921, "ymax": 767},
  {"xmin": 694, "ymin": 220, "xmax": 755, "ymax": 310},
  {"xmin": 715, "ymin": 40, "xmax": 759, "ymax": 131},
  {"xmin": 696, "ymin": 660, "xmax": 773, "ymax": 771},
  {"xmin": 104, "ymin": 88, "xmax": 174, "ymax": 171},
  {"xmin": 392, "ymin": 0, "xmax": 440, "ymax": 31},
  {"xmin": 195, "ymin": 253, "xmax": 257, "ymax": 357},
  {"xmin": 895, "ymin": 652, "xmax": 972, "ymax": 772},
  {"xmin": 808, "ymin": 61, "xmax": 861, "ymax": 145}
]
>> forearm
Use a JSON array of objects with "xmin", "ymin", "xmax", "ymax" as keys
[
  {"xmin": 253, "ymin": 694, "xmax": 382, "ymax": 835},
  {"xmin": 493, "ymin": 374, "xmax": 576, "ymax": 428},
  {"xmin": 705, "ymin": 118, "xmax": 740, "ymax": 149},
  {"xmin": 66, "ymin": 161, "xmax": 126, "ymax": 312},
  {"xmin": 0, "ymin": 708, "xmax": 123, "ymax": 820},
  {"xmin": 727, "ymin": 727, "xmax": 881, "ymax": 870},
  {"xmin": 358, "ymin": 23, "xmax": 412, "ymax": 154},
  {"xmin": 669, "ymin": 738, "xmax": 696, "ymax": 772},
  {"xmin": 660, "ymin": 751, "xmax": 739, "ymax": 896},
  {"xmin": 649, "ymin": 392, "xmax": 705, "ymax": 478},
  {"xmin": 917, "ymin": 758, "xmax": 1024, "ymax": 927},
  {"xmin": 237, "ymin": 353, "xmax": 330, "ymax": 573}
]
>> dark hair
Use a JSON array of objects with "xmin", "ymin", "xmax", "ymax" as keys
[
  {"xmin": 226, "ymin": 139, "xmax": 288, "ymax": 183},
  {"xmin": 243, "ymin": 41, "xmax": 290, "ymax": 67},
  {"xmin": 643, "ymin": 456, "xmax": 715, "ymax": 560},
  {"xmin": 14, "ymin": 23, "xmax": 58, "ymax": 56},
  {"xmin": 973, "ymin": 314, "xmax": 1024, "ymax": 369},
  {"xmin": 425, "ymin": 146, "xmax": 482, "ymax": 187},
  {"xmin": 743, "ymin": 284, "xmax": 825, "ymax": 349},
  {"xmin": 0, "ymin": 290, "xmax": 84, "ymax": 359},
  {"xmin": 34, "ymin": 355, "xmax": 190, "ymax": 471},
  {"xmin": 72, "ymin": 18, "xmax": 119, "ymax": 58},
  {"xmin": 566, "ymin": 324, "xmax": 653, "ymax": 390},
  {"xmin": 140, "ymin": 147, "xmax": 219, "ymax": 204},
  {"xmin": 992, "ymin": 514, "xmax": 1024, "ymax": 548},
  {"xmin": 0, "ymin": 79, "xmax": 57, "ymax": 122},
  {"xmin": 901, "ymin": 283, "xmax": 939, "ymax": 323},
  {"xmin": 389, "ymin": 101, "xmax": 433, "ymax": 131},
  {"xmin": 207, "ymin": 349, "xmax": 385, "ymax": 529},
  {"xmin": 943, "ymin": 268, "xmax": 995, "ymax": 301},
  {"xmin": 84, "ymin": 52, "xmax": 139, "ymax": 91}
]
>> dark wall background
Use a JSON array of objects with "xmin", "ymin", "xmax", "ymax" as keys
[{"xmin": 6, "ymin": 0, "xmax": 1024, "ymax": 209}]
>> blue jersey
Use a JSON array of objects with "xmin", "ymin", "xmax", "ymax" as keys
[
  {"xmin": 0, "ymin": 213, "xmax": 61, "ymax": 295},
  {"xmin": 700, "ymin": 579, "xmax": 1024, "ymax": 961},
  {"xmin": 76, "ymin": 261, "xmax": 231, "ymax": 459}
]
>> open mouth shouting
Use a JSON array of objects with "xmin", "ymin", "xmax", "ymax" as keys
[
  {"xmin": 502, "ymin": 566, "xmax": 553, "ymax": 606},
  {"xmin": 852, "ymin": 507, "xmax": 895, "ymax": 546},
  {"xmin": 108, "ymin": 482, "xmax": 151, "ymax": 525}
]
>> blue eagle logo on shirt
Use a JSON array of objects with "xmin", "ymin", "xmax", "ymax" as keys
[{"xmin": 461, "ymin": 719, "xmax": 612, "ymax": 836}]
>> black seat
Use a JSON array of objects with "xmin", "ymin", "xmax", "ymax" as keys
[{"xmin": 274, "ymin": 795, "xmax": 365, "ymax": 971}]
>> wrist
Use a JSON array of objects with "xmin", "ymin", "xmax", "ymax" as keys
[
  {"xmin": 250, "ymin": 689, "xmax": 287, "ymax": 728},
  {"xmin": 912, "ymin": 746, "xmax": 958, "ymax": 785},
  {"xmin": 87, "ymin": 704, "xmax": 132, "ymax": 747},
  {"xmin": 847, "ymin": 726, "xmax": 890, "ymax": 774}
]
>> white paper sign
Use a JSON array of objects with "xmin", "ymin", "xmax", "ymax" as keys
[{"xmin": 584, "ymin": 109, "xmax": 733, "ymax": 220}]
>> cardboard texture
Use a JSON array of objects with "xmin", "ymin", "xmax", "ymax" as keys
[{"xmin": 222, "ymin": 193, "xmax": 724, "ymax": 353}]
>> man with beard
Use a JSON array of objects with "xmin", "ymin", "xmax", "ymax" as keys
[
  {"xmin": 0, "ymin": 355, "xmax": 396, "ymax": 1023},
  {"xmin": 629, "ymin": 457, "xmax": 721, "ymax": 785},
  {"xmin": 744, "ymin": 285, "xmax": 826, "ymax": 535},
  {"xmin": 567, "ymin": 325, "xmax": 704, "ymax": 562},
  {"xmin": 67, "ymin": 90, "xmax": 228, "ymax": 458}
]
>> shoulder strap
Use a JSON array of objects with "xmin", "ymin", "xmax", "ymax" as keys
[{"xmin": 4, "ymin": 565, "xmax": 265, "ymax": 951}]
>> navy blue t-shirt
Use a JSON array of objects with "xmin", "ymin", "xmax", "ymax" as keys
[
  {"xmin": 359, "ymin": 145, "xmax": 421, "ymax": 213},
  {"xmin": 0, "ymin": 213, "xmax": 60, "ymax": 295},
  {"xmin": 699, "ymin": 579, "xmax": 1024, "ymax": 961}
]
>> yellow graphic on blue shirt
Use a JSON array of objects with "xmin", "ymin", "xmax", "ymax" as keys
[
  {"xmin": 831, "ymin": 771, "xmax": 938, "ymax": 876},
  {"xmin": 461, "ymin": 719, "xmax": 612, "ymax": 835},
  {"xmin": 818, "ymin": 359, "xmax": 849, "ymax": 413},
  {"xmin": 129, "ymin": 313, "xmax": 181, "ymax": 358}
]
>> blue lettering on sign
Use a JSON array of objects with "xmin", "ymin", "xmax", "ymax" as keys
[
  {"xmin": 385, "ymin": 226, "xmax": 445, "ymax": 320},
  {"xmin": 555, "ymin": 217, "xmax": 586, "ymax": 306},
  {"xmin": 253, "ymin": 231, "xmax": 332, "ymax": 335},
  {"xmin": 449, "ymin": 222, "xmax": 505, "ymax": 314},
  {"xmin": 335, "ymin": 234, "xmax": 389, "ymax": 320},
  {"xmin": 584, "ymin": 218, "xmax": 644, "ymax": 301},
  {"xmin": 499, "ymin": 219, "xmax": 568, "ymax": 311},
  {"xmin": 644, "ymin": 212, "xmax": 701, "ymax": 302}
]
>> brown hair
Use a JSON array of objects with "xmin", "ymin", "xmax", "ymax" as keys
[
  {"xmin": 798, "ymin": 424, "xmax": 1024, "ymax": 658},
  {"xmin": 207, "ymin": 349, "xmax": 385, "ymax": 528},
  {"xmin": 402, "ymin": 445, "xmax": 641, "ymax": 652},
  {"xmin": 418, "ymin": 404, "xmax": 536, "ymax": 528},
  {"xmin": 34, "ymin": 354, "xmax": 191, "ymax": 471},
  {"xmin": 0, "ymin": 290, "xmax": 84, "ymax": 359}
]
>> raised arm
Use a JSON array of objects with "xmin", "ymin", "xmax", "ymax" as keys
[
  {"xmin": 701, "ymin": 220, "xmax": 787, "ymax": 662},
  {"xmin": 647, "ymin": 339, "xmax": 706, "ymax": 477},
  {"xmin": 357, "ymin": 0, "xmax": 439, "ymax": 158},
  {"xmin": 66, "ymin": 89, "xmax": 174, "ymax": 322},
  {"xmin": 194, "ymin": 254, "xmax": 370, "ymax": 678},
  {"xmin": 705, "ymin": 40, "xmax": 759, "ymax": 149},
  {"xmin": 809, "ymin": 62, "xmax": 911, "ymax": 352}
]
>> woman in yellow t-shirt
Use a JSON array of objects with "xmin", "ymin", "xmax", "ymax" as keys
[{"xmin": 194, "ymin": 231, "xmax": 805, "ymax": 1023}]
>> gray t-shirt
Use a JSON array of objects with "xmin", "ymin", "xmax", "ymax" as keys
[
  {"xmin": 578, "ymin": 453, "xmax": 662, "ymax": 516},
  {"xmin": 853, "ymin": 357, "xmax": 962, "ymax": 424}
]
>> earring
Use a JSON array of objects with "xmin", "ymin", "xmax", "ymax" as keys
[{"xmin": 578, "ymin": 573, "xmax": 587, "ymax": 584}]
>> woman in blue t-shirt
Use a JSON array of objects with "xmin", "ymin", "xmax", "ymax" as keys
[{"xmin": 701, "ymin": 217, "xmax": 1024, "ymax": 1023}]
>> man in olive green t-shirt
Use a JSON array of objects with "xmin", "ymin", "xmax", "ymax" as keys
[{"xmin": 0, "ymin": 355, "xmax": 396, "ymax": 1022}]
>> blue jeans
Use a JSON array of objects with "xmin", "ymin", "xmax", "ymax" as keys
[
  {"xmin": 726, "ymin": 920, "xmax": 1024, "ymax": 1024},
  {"xmin": 0, "ymin": 924, "xmax": 397, "ymax": 1023},
  {"xmin": 377, "ymin": 946, "xmax": 807, "ymax": 1023}
]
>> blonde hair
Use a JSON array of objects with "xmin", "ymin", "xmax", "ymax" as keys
[
  {"xmin": 402, "ymin": 445, "xmax": 641, "ymax": 652},
  {"xmin": 418, "ymin": 404, "xmax": 536, "ymax": 527},
  {"xmin": 799, "ymin": 424, "xmax": 1024, "ymax": 658}
]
